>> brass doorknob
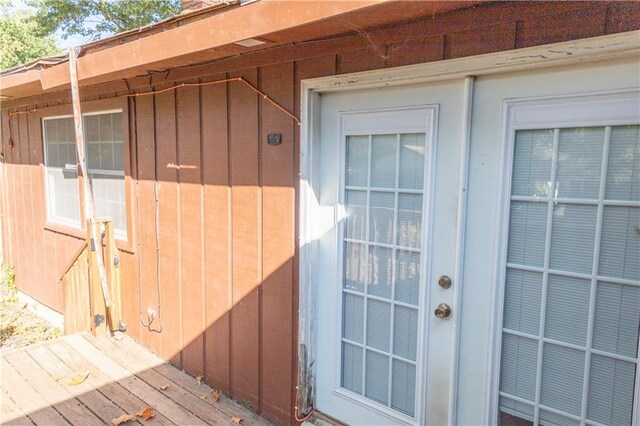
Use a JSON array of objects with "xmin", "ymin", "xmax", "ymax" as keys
[{"xmin": 434, "ymin": 303, "xmax": 452, "ymax": 319}]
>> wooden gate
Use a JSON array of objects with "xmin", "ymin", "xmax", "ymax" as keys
[{"xmin": 59, "ymin": 217, "xmax": 122, "ymax": 335}]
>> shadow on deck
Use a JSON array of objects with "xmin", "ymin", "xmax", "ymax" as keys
[{"xmin": 1, "ymin": 333, "xmax": 275, "ymax": 425}]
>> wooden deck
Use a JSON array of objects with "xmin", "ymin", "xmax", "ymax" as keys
[{"xmin": 1, "ymin": 333, "xmax": 274, "ymax": 425}]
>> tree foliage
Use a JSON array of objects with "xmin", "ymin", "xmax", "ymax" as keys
[
  {"xmin": 0, "ymin": 1, "xmax": 60, "ymax": 70},
  {"xmin": 27, "ymin": 0, "xmax": 182, "ymax": 40}
]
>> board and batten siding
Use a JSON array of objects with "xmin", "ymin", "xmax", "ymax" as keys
[{"xmin": 1, "ymin": 2, "xmax": 639, "ymax": 423}]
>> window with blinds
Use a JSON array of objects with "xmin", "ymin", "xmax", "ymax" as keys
[
  {"xmin": 341, "ymin": 133, "xmax": 425, "ymax": 417},
  {"xmin": 43, "ymin": 112, "xmax": 126, "ymax": 237},
  {"xmin": 499, "ymin": 125, "xmax": 640, "ymax": 425}
]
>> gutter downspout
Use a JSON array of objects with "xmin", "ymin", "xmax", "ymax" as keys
[{"xmin": 68, "ymin": 46, "xmax": 112, "ymax": 309}]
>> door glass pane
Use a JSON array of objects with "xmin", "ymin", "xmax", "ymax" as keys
[
  {"xmin": 500, "ymin": 125, "xmax": 639, "ymax": 425},
  {"xmin": 371, "ymin": 134, "xmax": 396, "ymax": 188},
  {"xmin": 343, "ymin": 294, "xmax": 364, "ymax": 343},
  {"xmin": 392, "ymin": 360, "xmax": 416, "ymax": 416},
  {"xmin": 345, "ymin": 190, "xmax": 367, "ymax": 240},
  {"xmin": 544, "ymin": 275, "xmax": 590, "ymax": 346},
  {"xmin": 397, "ymin": 194, "xmax": 422, "ymax": 248},
  {"xmin": 346, "ymin": 135, "xmax": 369, "ymax": 186},
  {"xmin": 341, "ymin": 131, "xmax": 426, "ymax": 417},
  {"xmin": 399, "ymin": 133, "xmax": 425, "ymax": 190},
  {"xmin": 500, "ymin": 334, "xmax": 538, "ymax": 401},
  {"xmin": 366, "ymin": 300, "xmax": 390, "ymax": 352},
  {"xmin": 549, "ymin": 204, "xmax": 597, "ymax": 274},
  {"xmin": 556, "ymin": 127, "xmax": 604, "ymax": 199},
  {"xmin": 598, "ymin": 206, "xmax": 640, "ymax": 281},
  {"xmin": 344, "ymin": 242, "xmax": 366, "ymax": 292},
  {"xmin": 540, "ymin": 344, "xmax": 585, "ymax": 416},
  {"xmin": 503, "ymin": 269, "xmax": 542, "ymax": 335},
  {"xmin": 342, "ymin": 343, "xmax": 363, "ymax": 394},
  {"xmin": 507, "ymin": 201, "xmax": 547, "ymax": 267},
  {"xmin": 368, "ymin": 246, "xmax": 392, "ymax": 298},
  {"xmin": 499, "ymin": 396, "xmax": 534, "ymax": 425},
  {"xmin": 592, "ymin": 282, "xmax": 640, "ymax": 358},
  {"xmin": 393, "ymin": 306, "xmax": 418, "ymax": 361},
  {"xmin": 369, "ymin": 192, "xmax": 394, "ymax": 244},
  {"xmin": 587, "ymin": 355, "xmax": 636, "ymax": 425},
  {"xmin": 606, "ymin": 125, "xmax": 640, "ymax": 201},
  {"xmin": 395, "ymin": 251, "xmax": 420, "ymax": 306},
  {"xmin": 365, "ymin": 351, "xmax": 389, "ymax": 405},
  {"xmin": 512, "ymin": 129, "xmax": 554, "ymax": 198}
]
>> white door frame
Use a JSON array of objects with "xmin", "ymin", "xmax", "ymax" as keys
[
  {"xmin": 486, "ymin": 89, "xmax": 640, "ymax": 426},
  {"xmin": 297, "ymin": 30, "xmax": 640, "ymax": 424}
]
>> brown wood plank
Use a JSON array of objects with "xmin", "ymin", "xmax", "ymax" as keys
[
  {"xmin": 135, "ymin": 94, "xmax": 161, "ymax": 354},
  {"xmin": 259, "ymin": 61, "xmax": 295, "ymax": 424},
  {"xmin": 1, "ymin": 358, "xmax": 69, "ymax": 425},
  {"xmin": 109, "ymin": 336, "xmax": 270, "ymax": 426},
  {"xmin": 201, "ymin": 73, "xmax": 232, "ymax": 394},
  {"xmin": 154, "ymin": 89, "xmax": 182, "ymax": 365},
  {"xmin": 44, "ymin": 230, "xmax": 57, "ymax": 318},
  {"xmin": 446, "ymin": 22, "xmax": 516, "ymax": 59},
  {"xmin": 64, "ymin": 334, "xmax": 206, "ymax": 425},
  {"xmin": 3, "ymin": 351, "xmax": 103, "ymax": 425},
  {"xmin": 229, "ymin": 68, "xmax": 260, "ymax": 409},
  {"xmin": 89, "ymin": 336, "xmax": 231, "ymax": 425},
  {"xmin": 2, "ymin": 396, "xmax": 34, "ymax": 426},
  {"xmin": 27, "ymin": 113, "xmax": 48, "ymax": 308},
  {"xmin": 516, "ymin": 3, "xmax": 608, "ymax": 48},
  {"xmin": 87, "ymin": 220, "xmax": 107, "ymax": 337},
  {"xmin": 0, "ymin": 111, "xmax": 12, "ymax": 268},
  {"xmin": 26, "ymin": 344, "xmax": 128, "ymax": 424},
  {"xmin": 176, "ymin": 84, "xmax": 205, "ymax": 378},
  {"xmin": 103, "ymin": 220, "xmax": 122, "ymax": 331},
  {"xmin": 337, "ymin": 46, "xmax": 386, "ymax": 75},
  {"xmin": 387, "ymin": 35, "xmax": 444, "ymax": 68},
  {"xmin": 46, "ymin": 339, "xmax": 173, "ymax": 426},
  {"xmin": 13, "ymin": 114, "xmax": 26, "ymax": 297},
  {"xmin": 605, "ymin": 2, "xmax": 640, "ymax": 34}
]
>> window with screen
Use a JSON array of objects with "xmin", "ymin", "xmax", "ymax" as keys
[{"xmin": 43, "ymin": 111, "xmax": 126, "ymax": 237}]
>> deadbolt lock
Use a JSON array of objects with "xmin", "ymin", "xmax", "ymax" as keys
[
  {"xmin": 434, "ymin": 303, "xmax": 452, "ymax": 319},
  {"xmin": 438, "ymin": 275, "xmax": 452, "ymax": 289}
]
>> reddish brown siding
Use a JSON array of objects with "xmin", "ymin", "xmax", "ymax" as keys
[{"xmin": 1, "ymin": 2, "xmax": 639, "ymax": 424}]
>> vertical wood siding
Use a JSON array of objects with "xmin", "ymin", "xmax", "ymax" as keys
[{"xmin": 1, "ymin": 2, "xmax": 639, "ymax": 424}]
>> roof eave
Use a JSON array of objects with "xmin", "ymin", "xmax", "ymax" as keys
[{"xmin": 0, "ymin": 0, "xmax": 389, "ymax": 99}]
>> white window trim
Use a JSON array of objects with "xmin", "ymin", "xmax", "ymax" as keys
[
  {"xmin": 297, "ymin": 30, "xmax": 640, "ymax": 425},
  {"xmin": 42, "ymin": 109, "xmax": 125, "ymax": 236},
  {"xmin": 486, "ymin": 89, "xmax": 640, "ymax": 426}
]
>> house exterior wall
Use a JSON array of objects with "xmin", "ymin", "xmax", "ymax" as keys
[{"xmin": 1, "ymin": 2, "xmax": 639, "ymax": 424}]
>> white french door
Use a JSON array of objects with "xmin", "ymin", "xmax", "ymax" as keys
[
  {"xmin": 495, "ymin": 92, "xmax": 640, "ymax": 426},
  {"xmin": 305, "ymin": 52, "xmax": 639, "ymax": 426},
  {"xmin": 314, "ymin": 81, "xmax": 466, "ymax": 425}
]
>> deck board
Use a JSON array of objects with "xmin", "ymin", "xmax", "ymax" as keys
[
  {"xmin": 1, "ymin": 333, "xmax": 275, "ymax": 425},
  {"xmin": 104, "ymin": 335, "xmax": 269, "ymax": 426}
]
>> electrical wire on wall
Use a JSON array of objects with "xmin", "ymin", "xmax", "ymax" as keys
[
  {"xmin": 3, "ymin": 74, "xmax": 300, "ymax": 335},
  {"xmin": 130, "ymin": 93, "xmax": 164, "ymax": 333}
]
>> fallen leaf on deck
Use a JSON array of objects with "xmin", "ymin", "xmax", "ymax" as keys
[
  {"xmin": 136, "ymin": 407, "xmax": 156, "ymax": 421},
  {"xmin": 160, "ymin": 384, "xmax": 169, "ymax": 390},
  {"xmin": 111, "ymin": 414, "xmax": 136, "ymax": 425},
  {"xmin": 210, "ymin": 389, "xmax": 220, "ymax": 402},
  {"xmin": 69, "ymin": 372, "xmax": 90, "ymax": 385},
  {"xmin": 231, "ymin": 416, "xmax": 243, "ymax": 424},
  {"xmin": 200, "ymin": 395, "xmax": 207, "ymax": 400},
  {"xmin": 51, "ymin": 375, "xmax": 62, "ymax": 382},
  {"xmin": 196, "ymin": 374, "xmax": 204, "ymax": 385}
]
